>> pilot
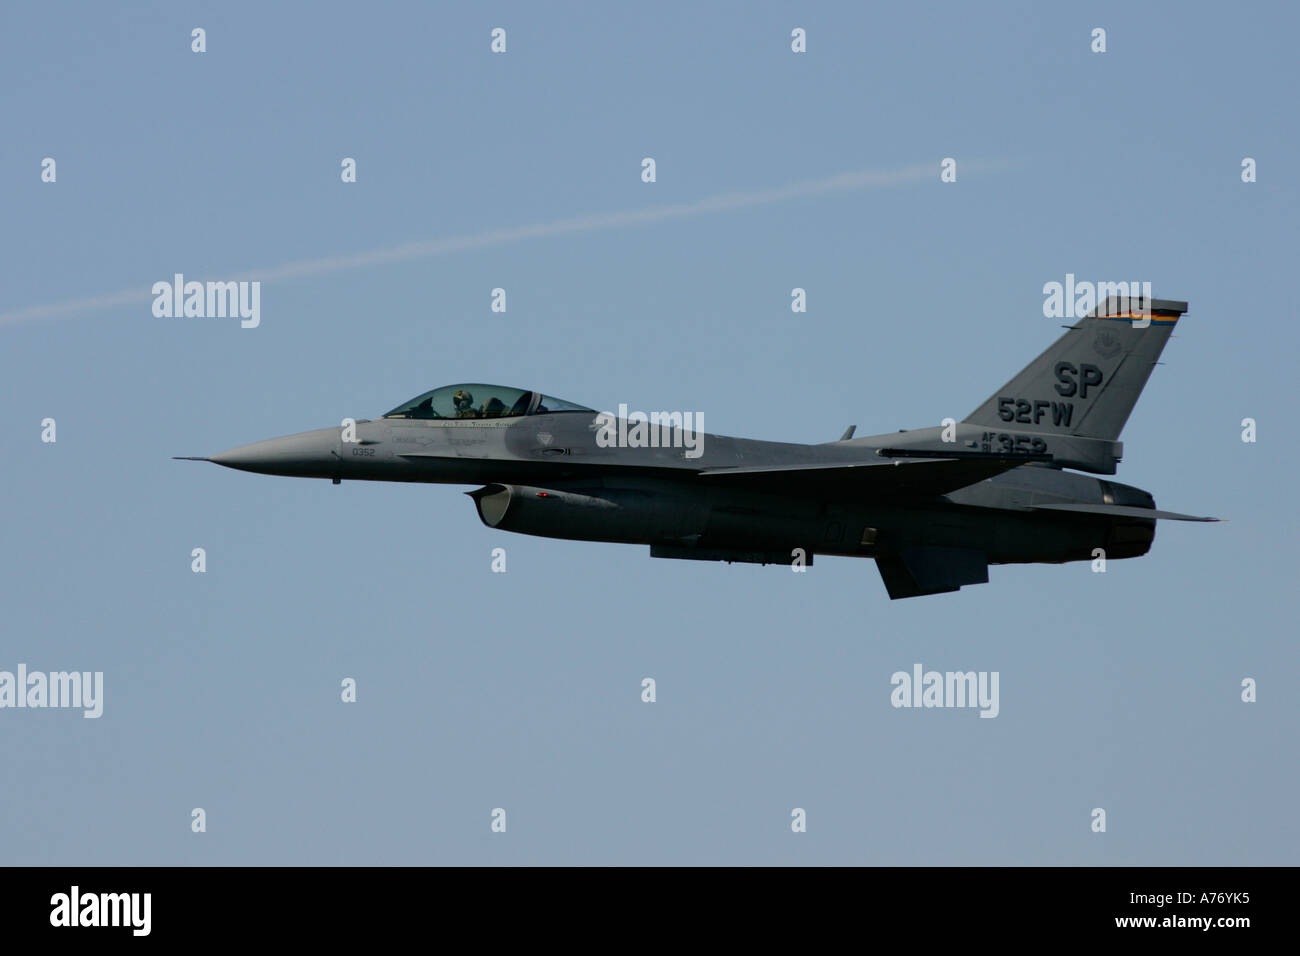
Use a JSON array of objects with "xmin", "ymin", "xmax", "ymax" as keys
[{"xmin": 453, "ymin": 389, "xmax": 477, "ymax": 418}]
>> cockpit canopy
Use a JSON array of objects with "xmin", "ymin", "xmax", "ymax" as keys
[{"xmin": 382, "ymin": 384, "xmax": 593, "ymax": 420}]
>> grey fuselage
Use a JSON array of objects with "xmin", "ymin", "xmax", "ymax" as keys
[
  {"xmin": 192, "ymin": 298, "xmax": 1213, "ymax": 598},
  {"xmin": 207, "ymin": 410, "xmax": 1158, "ymax": 574}
]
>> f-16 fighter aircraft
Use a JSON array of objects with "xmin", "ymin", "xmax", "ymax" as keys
[{"xmin": 179, "ymin": 296, "xmax": 1216, "ymax": 598}]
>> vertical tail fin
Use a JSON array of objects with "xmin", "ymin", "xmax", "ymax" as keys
[{"xmin": 963, "ymin": 297, "xmax": 1187, "ymax": 442}]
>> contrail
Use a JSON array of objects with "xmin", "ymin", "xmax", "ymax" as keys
[{"xmin": 1, "ymin": 161, "xmax": 965, "ymax": 327}]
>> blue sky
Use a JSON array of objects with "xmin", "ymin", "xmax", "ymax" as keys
[{"xmin": 1, "ymin": 1, "xmax": 1296, "ymax": 864}]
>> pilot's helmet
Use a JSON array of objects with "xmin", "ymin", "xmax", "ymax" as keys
[{"xmin": 453, "ymin": 390, "xmax": 474, "ymax": 412}]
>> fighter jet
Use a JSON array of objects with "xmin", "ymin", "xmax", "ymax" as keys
[{"xmin": 178, "ymin": 296, "xmax": 1217, "ymax": 598}]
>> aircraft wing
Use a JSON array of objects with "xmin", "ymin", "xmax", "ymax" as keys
[{"xmin": 697, "ymin": 454, "xmax": 1045, "ymax": 498}]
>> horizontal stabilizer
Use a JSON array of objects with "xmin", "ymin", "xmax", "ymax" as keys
[{"xmin": 1028, "ymin": 503, "xmax": 1219, "ymax": 522}]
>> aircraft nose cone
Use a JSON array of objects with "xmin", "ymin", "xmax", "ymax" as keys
[{"xmin": 210, "ymin": 428, "xmax": 339, "ymax": 478}]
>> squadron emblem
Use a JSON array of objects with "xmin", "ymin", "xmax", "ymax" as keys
[{"xmin": 1093, "ymin": 330, "xmax": 1122, "ymax": 359}]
